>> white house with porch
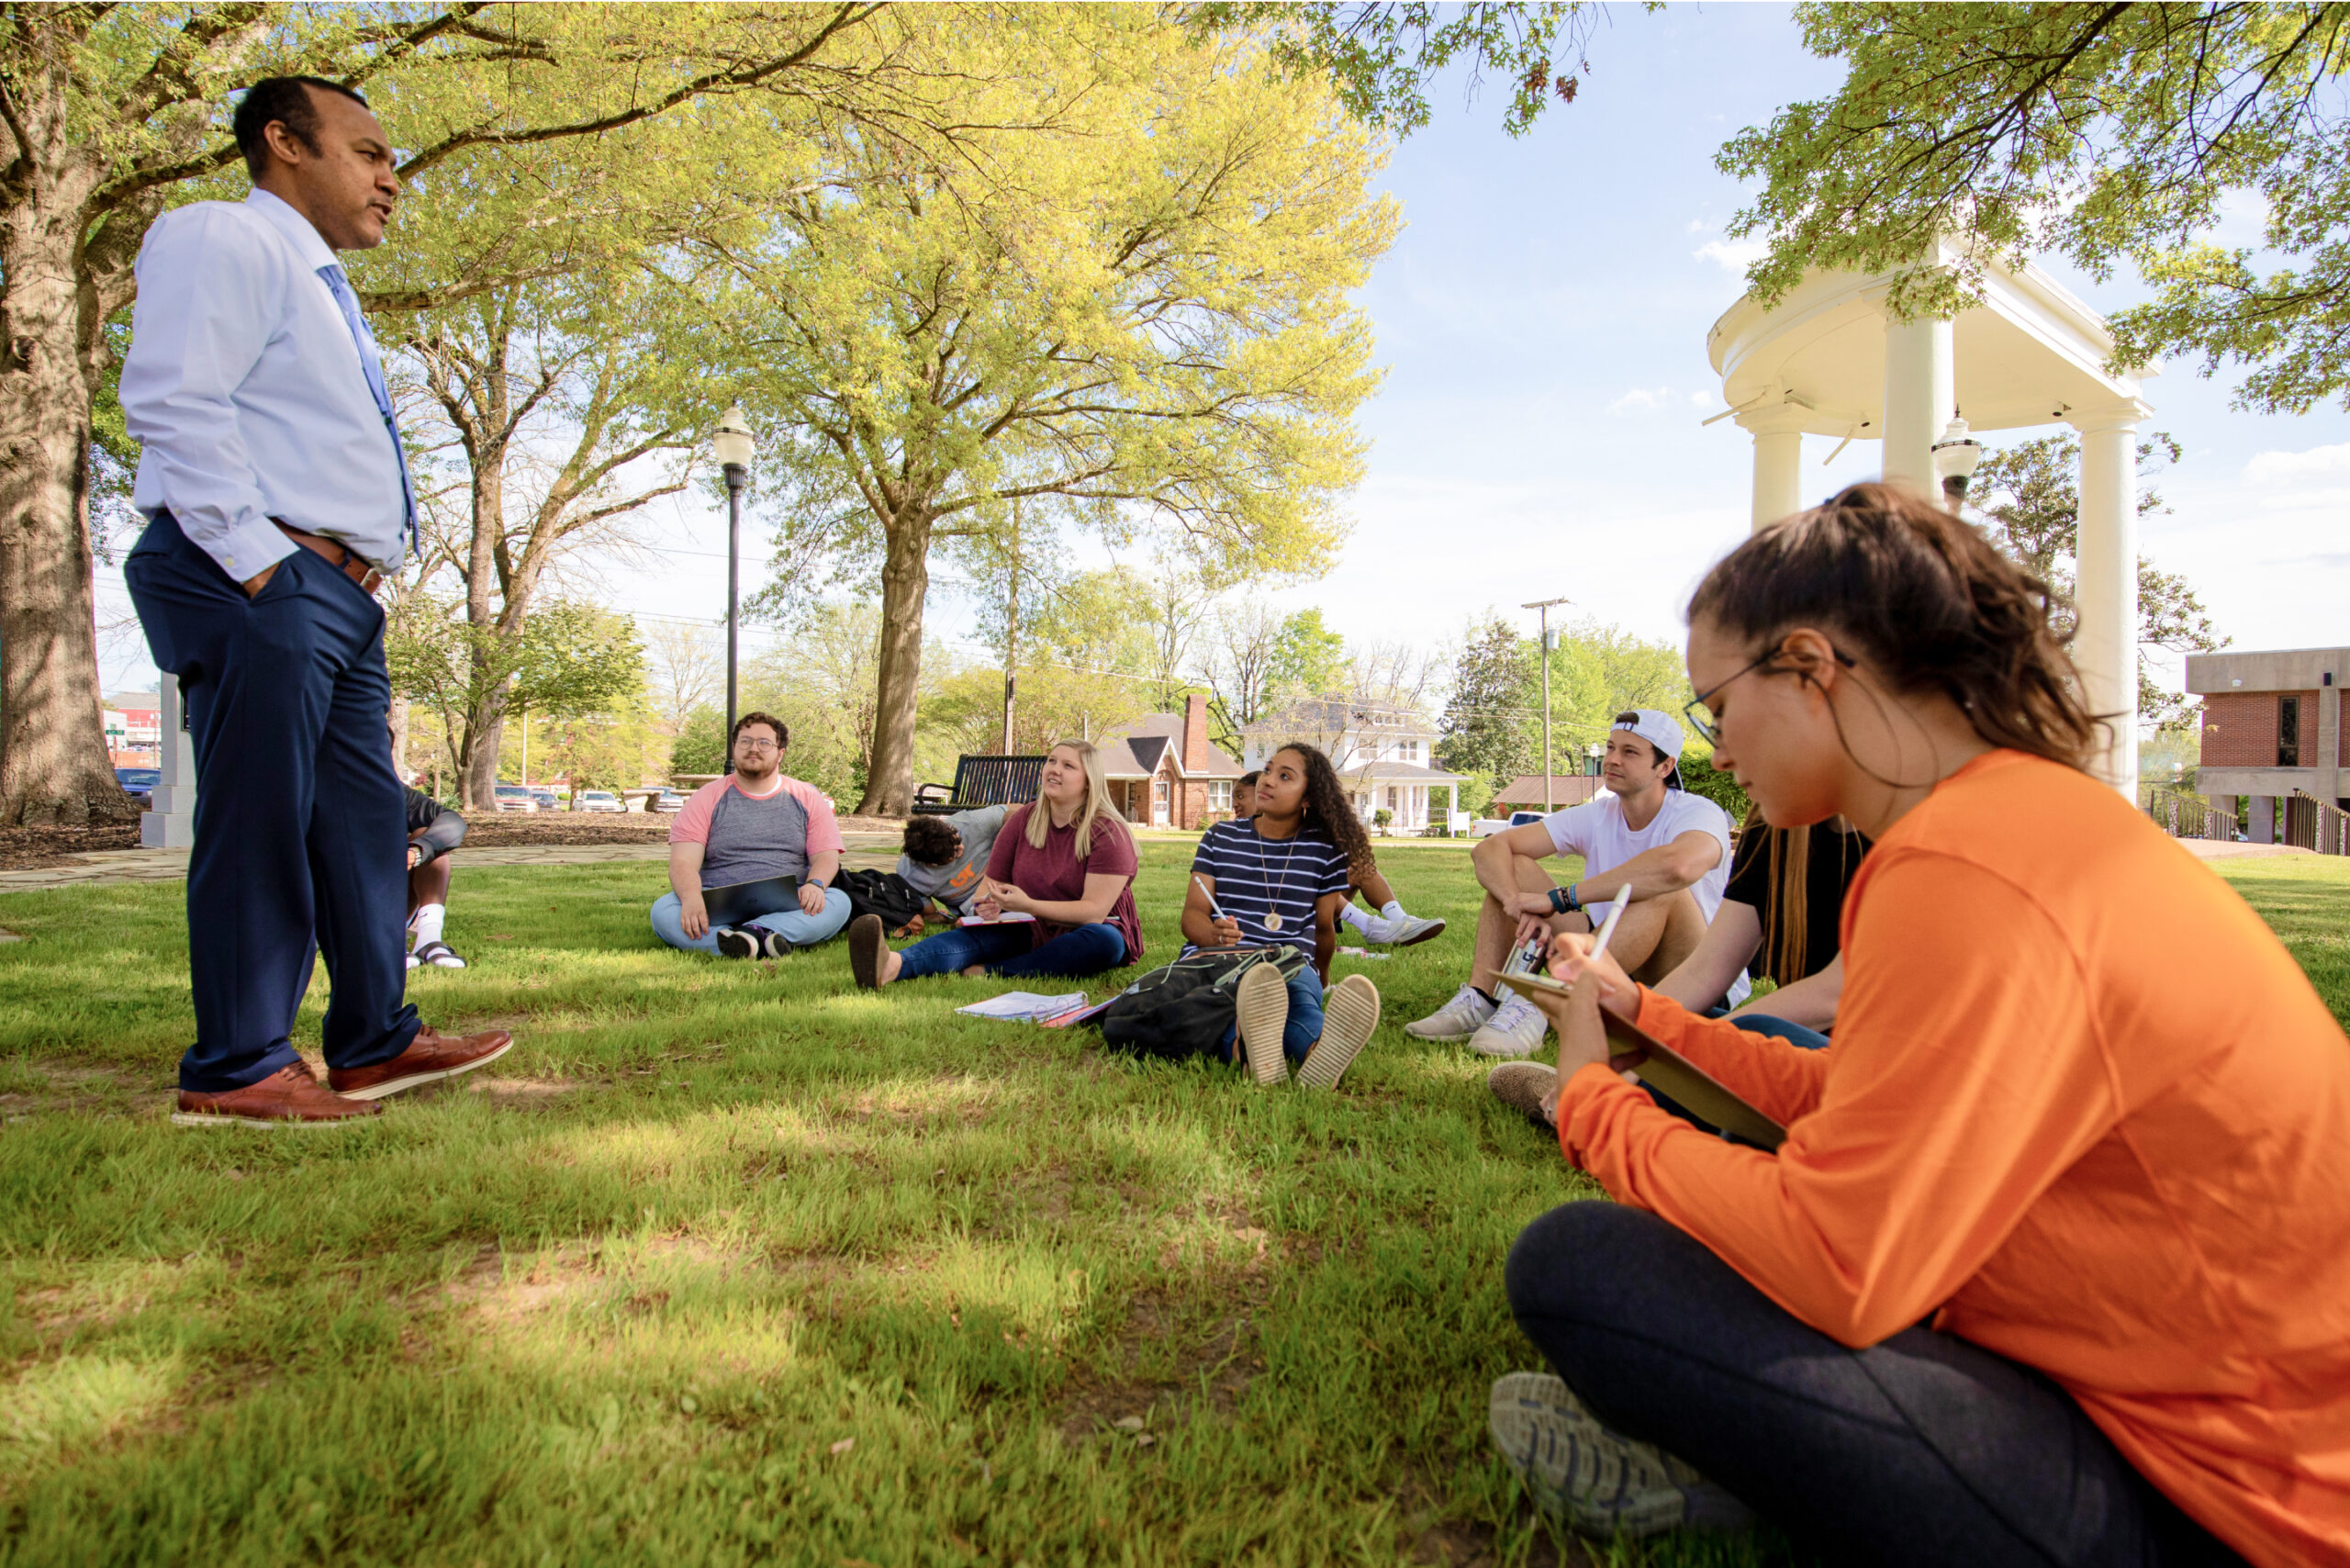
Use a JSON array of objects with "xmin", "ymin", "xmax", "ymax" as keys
[
  {"xmin": 1709, "ymin": 240, "xmax": 2153, "ymax": 797},
  {"xmin": 1240, "ymin": 699, "xmax": 1467, "ymax": 834}
]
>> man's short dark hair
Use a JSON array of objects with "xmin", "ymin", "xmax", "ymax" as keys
[
  {"xmin": 1612, "ymin": 711, "xmax": 1683, "ymax": 789},
  {"xmin": 233, "ymin": 76, "xmax": 370, "ymax": 181},
  {"xmin": 1237, "ymin": 770, "xmax": 1260, "ymax": 788},
  {"xmin": 901, "ymin": 815, "xmax": 961, "ymax": 866},
  {"xmin": 730, "ymin": 711, "xmax": 787, "ymax": 748}
]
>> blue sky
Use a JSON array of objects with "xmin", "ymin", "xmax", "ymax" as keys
[{"xmin": 97, "ymin": 5, "xmax": 2350, "ymax": 703}]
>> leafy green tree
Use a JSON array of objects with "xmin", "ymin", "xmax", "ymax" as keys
[
  {"xmin": 1267, "ymin": 609, "xmax": 1350, "ymax": 700},
  {"xmin": 726, "ymin": 14, "xmax": 1394, "ymax": 814},
  {"xmin": 670, "ymin": 705, "xmax": 727, "ymax": 778},
  {"xmin": 1970, "ymin": 433, "xmax": 2227, "ymax": 731},
  {"xmin": 1719, "ymin": 4, "xmax": 2350, "ymax": 410},
  {"xmin": 0, "ymin": 2, "xmax": 899, "ymax": 823},
  {"xmin": 386, "ymin": 595, "xmax": 643, "ymax": 807},
  {"xmin": 1438, "ymin": 615, "xmax": 1538, "ymax": 791}
]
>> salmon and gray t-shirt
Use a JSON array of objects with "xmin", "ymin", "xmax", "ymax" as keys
[{"xmin": 669, "ymin": 774, "xmax": 844, "ymax": 886}]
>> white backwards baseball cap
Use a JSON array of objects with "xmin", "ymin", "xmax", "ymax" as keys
[{"xmin": 1611, "ymin": 708, "xmax": 1684, "ymax": 762}]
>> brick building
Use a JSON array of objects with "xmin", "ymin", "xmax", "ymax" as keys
[
  {"xmin": 2187, "ymin": 646, "xmax": 2348, "ymax": 842},
  {"xmin": 1096, "ymin": 694, "xmax": 1245, "ymax": 829}
]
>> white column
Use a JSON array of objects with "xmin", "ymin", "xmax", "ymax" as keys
[
  {"xmin": 1736, "ymin": 406, "xmax": 1809, "ymax": 532},
  {"xmin": 1880, "ymin": 312, "xmax": 1953, "ymax": 498},
  {"xmin": 2071, "ymin": 406, "xmax": 2144, "ymax": 800},
  {"xmin": 140, "ymin": 672, "xmax": 196, "ymax": 849}
]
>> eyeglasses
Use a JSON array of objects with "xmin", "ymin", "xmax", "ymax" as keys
[
  {"xmin": 1683, "ymin": 642, "xmax": 1856, "ymax": 745},
  {"xmin": 734, "ymin": 737, "xmax": 780, "ymax": 752}
]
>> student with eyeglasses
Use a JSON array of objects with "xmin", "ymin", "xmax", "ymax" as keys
[
  {"xmin": 1489, "ymin": 481, "xmax": 2350, "ymax": 1566},
  {"xmin": 653, "ymin": 712, "xmax": 850, "ymax": 958}
]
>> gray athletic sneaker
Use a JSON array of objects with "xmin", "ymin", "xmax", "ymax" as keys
[
  {"xmin": 1488, "ymin": 1371, "xmax": 1755, "ymax": 1538},
  {"xmin": 1367, "ymin": 913, "xmax": 1447, "ymax": 946},
  {"xmin": 1403, "ymin": 983, "xmax": 1496, "ymax": 1041},
  {"xmin": 1467, "ymin": 992, "xmax": 1549, "ymax": 1058},
  {"xmin": 1235, "ymin": 961, "xmax": 1291, "ymax": 1086},
  {"xmin": 1297, "ymin": 973, "xmax": 1380, "ymax": 1089}
]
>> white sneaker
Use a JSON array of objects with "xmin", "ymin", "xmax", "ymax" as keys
[
  {"xmin": 1235, "ymin": 962, "xmax": 1291, "ymax": 1087},
  {"xmin": 1297, "ymin": 974, "xmax": 1379, "ymax": 1089},
  {"xmin": 1489, "ymin": 1372, "xmax": 1754, "ymax": 1538},
  {"xmin": 1467, "ymin": 992, "xmax": 1548, "ymax": 1058},
  {"xmin": 1364, "ymin": 913, "xmax": 1447, "ymax": 946},
  {"xmin": 1402, "ymin": 983, "xmax": 1496, "ymax": 1041}
]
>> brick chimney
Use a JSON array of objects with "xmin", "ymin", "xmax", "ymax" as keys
[{"xmin": 1182, "ymin": 693, "xmax": 1208, "ymax": 771}]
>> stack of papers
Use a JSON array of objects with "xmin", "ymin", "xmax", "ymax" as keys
[
  {"xmin": 955, "ymin": 991, "xmax": 1089, "ymax": 1024},
  {"xmin": 958, "ymin": 912, "xmax": 1036, "ymax": 926}
]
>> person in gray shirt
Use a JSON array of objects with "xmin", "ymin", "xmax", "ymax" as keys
[{"xmin": 895, "ymin": 806, "xmax": 1008, "ymax": 934}]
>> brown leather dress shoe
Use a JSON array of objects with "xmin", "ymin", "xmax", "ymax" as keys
[
  {"xmin": 328, "ymin": 1025, "xmax": 514, "ymax": 1101},
  {"xmin": 173, "ymin": 1063, "xmax": 383, "ymax": 1128}
]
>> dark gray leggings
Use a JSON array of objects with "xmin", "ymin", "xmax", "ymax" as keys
[{"xmin": 1505, "ymin": 1202, "xmax": 2245, "ymax": 1567}]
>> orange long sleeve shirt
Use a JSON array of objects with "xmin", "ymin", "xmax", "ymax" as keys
[{"xmin": 1556, "ymin": 750, "xmax": 2350, "ymax": 1567}]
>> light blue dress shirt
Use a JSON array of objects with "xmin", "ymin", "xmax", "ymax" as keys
[{"xmin": 122, "ymin": 189, "xmax": 414, "ymax": 577}]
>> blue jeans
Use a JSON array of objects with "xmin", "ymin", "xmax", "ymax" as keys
[
  {"xmin": 896, "ymin": 921, "xmax": 1126, "ymax": 980},
  {"xmin": 1216, "ymin": 964, "xmax": 1324, "ymax": 1064},
  {"xmin": 649, "ymin": 888, "xmax": 850, "ymax": 953}
]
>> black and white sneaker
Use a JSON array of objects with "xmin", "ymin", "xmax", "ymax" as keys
[
  {"xmin": 759, "ymin": 929, "xmax": 794, "ymax": 958},
  {"xmin": 712, "ymin": 926, "xmax": 763, "ymax": 959}
]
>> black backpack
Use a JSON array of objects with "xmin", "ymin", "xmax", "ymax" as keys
[
  {"xmin": 1098, "ymin": 946, "xmax": 1310, "ymax": 1063},
  {"xmin": 835, "ymin": 868, "xmax": 926, "ymax": 932}
]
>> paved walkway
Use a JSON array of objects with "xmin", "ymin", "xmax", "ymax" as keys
[
  {"xmin": 2177, "ymin": 839, "xmax": 2317, "ymax": 860},
  {"xmin": 0, "ymin": 833, "xmax": 903, "ymax": 892}
]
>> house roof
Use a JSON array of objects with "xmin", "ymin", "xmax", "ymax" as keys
[
  {"xmin": 1093, "ymin": 713, "xmax": 1245, "ymax": 779},
  {"xmin": 1243, "ymin": 697, "xmax": 1437, "ymax": 738},
  {"xmin": 1339, "ymin": 760, "xmax": 1468, "ymax": 786},
  {"xmin": 1492, "ymin": 775, "xmax": 1608, "ymax": 808}
]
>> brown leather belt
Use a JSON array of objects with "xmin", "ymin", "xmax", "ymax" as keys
[{"xmin": 273, "ymin": 521, "xmax": 383, "ymax": 595}]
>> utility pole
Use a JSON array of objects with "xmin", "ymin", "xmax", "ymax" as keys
[
  {"xmin": 1522, "ymin": 597, "xmax": 1571, "ymax": 812},
  {"xmin": 1002, "ymin": 498, "xmax": 1021, "ymax": 754}
]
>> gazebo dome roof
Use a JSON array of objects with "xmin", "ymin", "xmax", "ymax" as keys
[{"xmin": 1706, "ymin": 241, "xmax": 2152, "ymax": 440}]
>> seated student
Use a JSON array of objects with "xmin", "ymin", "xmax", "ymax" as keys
[
  {"xmin": 849, "ymin": 741, "xmax": 1140, "ymax": 986},
  {"xmin": 1181, "ymin": 743, "xmax": 1382, "ymax": 1089},
  {"xmin": 895, "ymin": 804, "xmax": 1010, "ymax": 934},
  {"xmin": 1487, "ymin": 814, "xmax": 1868, "ymax": 1124},
  {"xmin": 1404, "ymin": 709, "xmax": 1732, "ymax": 1058},
  {"xmin": 1237, "ymin": 769, "xmax": 1443, "ymax": 947},
  {"xmin": 404, "ymin": 786, "xmax": 468, "ymax": 969},
  {"xmin": 1492, "ymin": 484, "xmax": 2350, "ymax": 1563},
  {"xmin": 651, "ymin": 711, "xmax": 849, "ymax": 958}
]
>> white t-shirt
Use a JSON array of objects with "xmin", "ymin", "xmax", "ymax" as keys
[{"xmin": 1541, "ymin": 790, "xmax": 1735, "ymax": 922}]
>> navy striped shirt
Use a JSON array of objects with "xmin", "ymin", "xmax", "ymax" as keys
[{"xmin": 1192, "ymin": 819, "xmax": 1351, "ymax": 952}]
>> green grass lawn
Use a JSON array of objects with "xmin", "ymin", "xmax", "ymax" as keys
[{"xmin": 3, "ymin": 841, "xmax": 2345, "ymax": 1567}]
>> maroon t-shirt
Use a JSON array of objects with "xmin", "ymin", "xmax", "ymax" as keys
[{"xmin": 985, "ymin": 803, "xmax": 1144, "ymax": 965}]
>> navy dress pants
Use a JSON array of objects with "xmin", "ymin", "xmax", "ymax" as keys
[{"xmin": 125, "ymin": 513, "xmax": 419, "ymax": 1092}]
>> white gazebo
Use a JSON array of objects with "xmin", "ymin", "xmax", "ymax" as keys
[{"xmin": 1707, "ymin": 241, "xmax": 2154, "ymax": 798}]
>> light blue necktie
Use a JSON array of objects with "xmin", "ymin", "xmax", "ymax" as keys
[{"xmin": 316, "ymin": 263, "xmax": 415, "ymax": 554}]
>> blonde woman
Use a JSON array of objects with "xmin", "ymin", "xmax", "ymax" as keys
[{"xmin": 849, "ymin": 741, "xmax": 1144, "ymax": 987}]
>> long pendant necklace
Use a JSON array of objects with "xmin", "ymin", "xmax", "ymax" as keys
[{"xmin": 1253, "ymin": 822, "xmax": 1304, "ymax": 932}]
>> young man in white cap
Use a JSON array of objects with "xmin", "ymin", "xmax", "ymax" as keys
[{"xmin": 1404, "ymin": 709, "xmax": 1733, "ymax": 1058}]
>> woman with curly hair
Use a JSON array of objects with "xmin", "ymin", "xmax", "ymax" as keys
[{"xmin": 1180, "ymin": 742, "xmax": 1382, "ymax": 1089}]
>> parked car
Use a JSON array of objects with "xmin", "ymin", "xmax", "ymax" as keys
[
  {"xmin": 650, "ymin": 790, "xmax": 686, "ymax": 813},
  {"xmin": 576, "ymin": 790, "xmax": 623, "ymax": 813},
  {"xmin": 530, "ymin": 789, "xmax": 562, "ymax": 812},
  {"xmin": 493, "ymin": 785, "xmax": 536, "ymax": 813},
  {"xmin": 115, "ymin": 767, "xmax": 161, "ymax": 809}
]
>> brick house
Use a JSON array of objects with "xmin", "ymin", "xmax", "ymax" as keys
[
  {"xmin": 1095, "ymin": 694, "xmax": 1245, "ymax": 829},
  {"xmin": 2186, "ymin": 646, "xmax": 2348, "ymax": 842}
]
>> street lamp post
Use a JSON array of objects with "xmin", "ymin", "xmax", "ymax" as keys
[
  {"xmin": 1932, "ymin": 414, "xmax": 1984, "ymax": 511},
  {"xmin": 712, "ymin": 404, "xmax": 756, "ymax": 757},
  {"xmin": 1522, "ymin": 596, "xmax": 1571, "ymax": 812}
]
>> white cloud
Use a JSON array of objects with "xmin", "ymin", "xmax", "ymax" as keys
[
  {"xmin": 1690, "ymin": 389, "xmax": 1715, "ymax": 408},
  {"xmin": 1608, "ymin": 386, "xmax": 1673, "ymax": 413},
  {"xmin": 2244, "ymin": 441, "xmax": 2350, "ymax": 486},
  {"xmin": 1693, "ymin": 237, "xmax": 1766, "ymax": 275},
  {"xmin": 1685, "ymin": 218, "xmax": 1707, "ymax": 234}
]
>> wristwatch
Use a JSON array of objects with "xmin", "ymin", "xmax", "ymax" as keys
[{"xmin": 1547, "ymin": 882, "xmax": 1583, "ymax": 916}]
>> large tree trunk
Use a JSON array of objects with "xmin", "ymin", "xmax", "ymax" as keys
[
  {"xmin": 0, "ymin": 37, "xmax": 133, "ymax": 826},
  {"xmin": 857, "ymin": 510, "xmax": 933, "ymax": 817}
]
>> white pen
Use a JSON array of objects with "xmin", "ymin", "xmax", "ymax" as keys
[{"xmin": 1192, "ymin": 874, "xmax": 1228, "ymax": 922}]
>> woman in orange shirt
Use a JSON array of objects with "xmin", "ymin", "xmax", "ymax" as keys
[{"xmin": 1494, "ymin": 484, "xmax": 2350, "ymax": 1567}]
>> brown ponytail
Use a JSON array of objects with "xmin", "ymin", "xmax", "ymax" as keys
[{"xmin": 1687, "ymin": 482, "xmax": 2105, "ymax": 774}]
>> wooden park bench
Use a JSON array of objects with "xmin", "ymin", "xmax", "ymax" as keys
[{"xmin": 911, "ymin": 755, "xmax": 1046, "ymax": 817}]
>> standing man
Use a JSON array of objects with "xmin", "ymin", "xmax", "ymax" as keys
[
  {"xmin": 1404, "ymin": 710, "xmax": 1732, "ymax": 1058},
  {"xmin": 123, "ymin": 77, "xmax": 511, "ymax": 1127}
]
